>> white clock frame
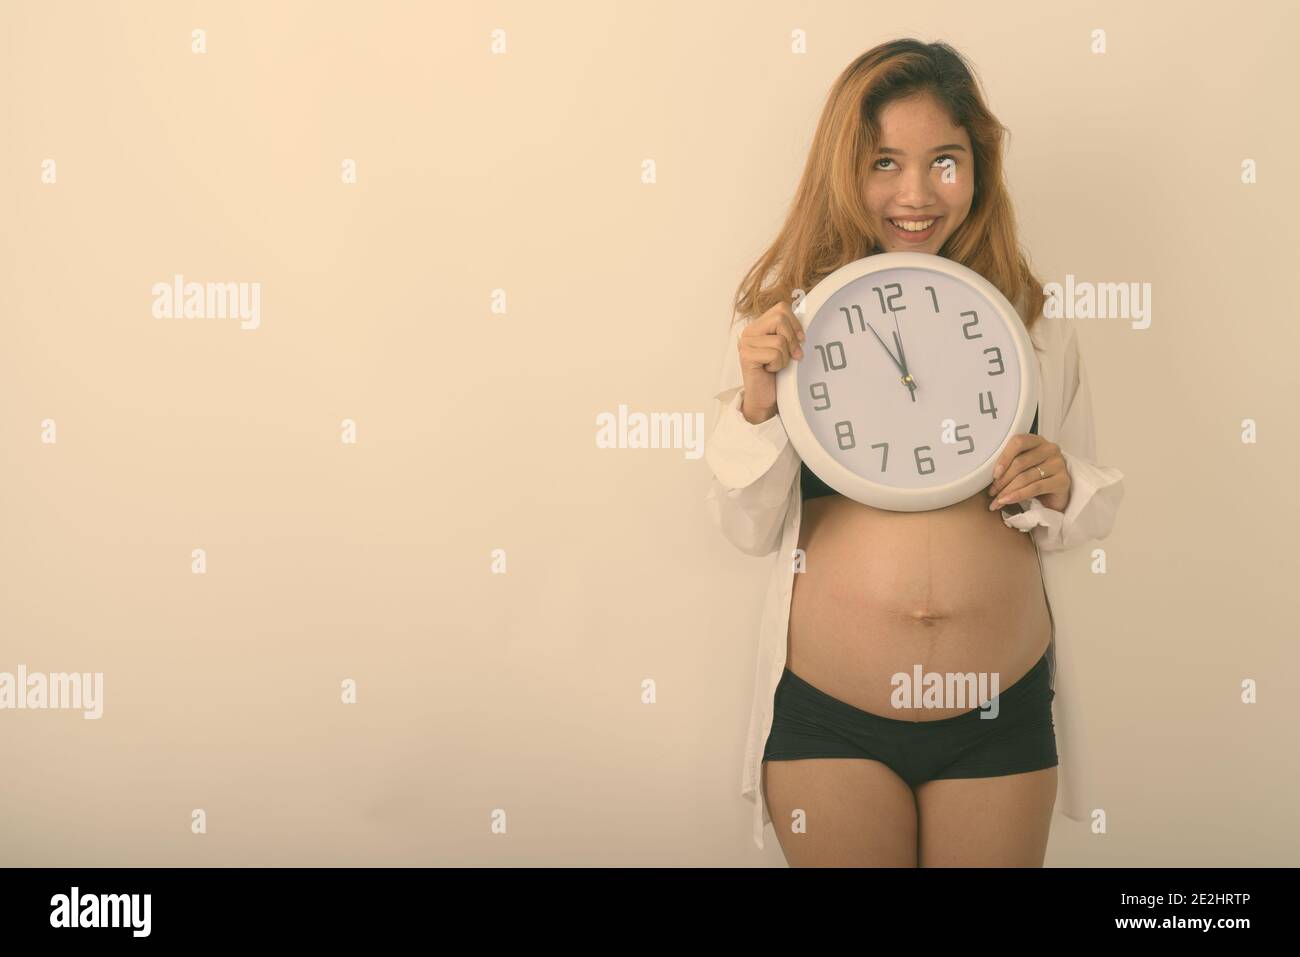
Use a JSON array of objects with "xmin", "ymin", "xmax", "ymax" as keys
[{"xmin": 775, "ymin": 251, "xmax": 1039, "ymax": 512}]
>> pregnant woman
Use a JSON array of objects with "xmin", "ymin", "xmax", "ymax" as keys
[{"xmin": 705, "ymin": 40, "xmax": 1125, "ymax": 866}]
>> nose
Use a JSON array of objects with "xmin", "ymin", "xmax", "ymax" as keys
[{"xmin": 894, "ymin": 165, "xmax": 938, "ymax": 209}]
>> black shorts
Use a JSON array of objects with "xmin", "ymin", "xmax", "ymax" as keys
[{"xmin": 762, "ymin": 650, "xmax": 1058, "ymax": 788}]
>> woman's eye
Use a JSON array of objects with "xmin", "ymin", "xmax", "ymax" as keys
[{"xmin": 873, "ymin": 155, "xmax": 959, "ymax": 171}]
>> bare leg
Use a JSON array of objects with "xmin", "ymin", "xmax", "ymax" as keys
[
  {"xmin": 762, "ymin": 758, "xmax": 918, "ymax": 867},
  {"xmin": 914, "ymin": 767, "xmax": 1057, "ymax": 867}
]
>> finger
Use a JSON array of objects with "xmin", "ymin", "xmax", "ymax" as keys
[
  {"xmin": 763, "ymin": 346, "xmax": 790, "ymax": 372},
  {"xmin": 989, "ymin": 454, "xmax": 1052, "ymax": 499},
  {"xmin": 991, "ymin": 474, "xmax": 1061, "ymax": 509},
  {"xmin": 991, "ymin": 434, "xmax": 1029, "ymax": 482},
  {"xmin": 785, "ymin": 299, "xmax": 806, "ymax": 335},
  {"xmin": 990, "ymin": 465, "xmax": 1068, "ymax": 508},
  {"xmin": 745, "ymin": 309, "xmax": 801, "ymax": 361},
  {"xmin": 778, "ymin": 303, "xmax": 806, "ymax": 344},
  {"xmin": 989, "ymin": 470, "xmax": 1037, "ymax": 507},
  {"xmin": 748, "ymin": 329, "xmax": 798, "ymax": 369},
  {"xmin": 746, "ymin": 333, "xmax": 794, "ymax": 361},
  {"xmin": 778, "ymin": 315, "xmax": 804, "ymax": 359},
  {"xmin": 751, "ymin": 348, "xmax": 788, "ymax": 374},
  {"xmin": 742, "ymin": 337, "xmax": 792, "ymax": 373},
  {"xmin": 989, "ymin": 438, "xmax": 1051, "ymax": 495},
  {"xmin": 755, "ymin": 303, "xmax": 798, "ymax": 335},
  {"xmin": 771, "ymin": 305, "xmax": 804, "ymax": 359}
]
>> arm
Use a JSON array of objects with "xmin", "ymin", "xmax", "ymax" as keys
[
  {"xmin": 1002, "ymin": 324, "xmax": 1125, "ymax": 552},
  {"xmin": 703, "ymin": 316, "xmax": 802, "ymax": 556}
]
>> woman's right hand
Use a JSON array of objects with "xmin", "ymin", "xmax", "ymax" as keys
[{"xmin": 737, "ymin": 303, "xmax": 805, "ymax": 424}]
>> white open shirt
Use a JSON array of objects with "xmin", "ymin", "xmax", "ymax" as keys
[{"xmin": 704, "ymin": 303, "xmax": 1126, "ymax": 850}]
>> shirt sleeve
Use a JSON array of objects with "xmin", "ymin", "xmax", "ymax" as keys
[
  {"xmin": 1000, "ymin": 324, "xmax": 1125, "ymax": 552},
  {"xmin": 703, "ymin": 316, "xmax": 801, "ymax": 557}
]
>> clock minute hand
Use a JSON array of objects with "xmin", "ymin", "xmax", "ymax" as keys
[{"xmin": 865, "ymin": 323, "xmax": 906, "ymax": 375}]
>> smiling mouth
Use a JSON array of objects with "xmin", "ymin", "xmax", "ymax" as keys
[
  {"xmin": 886, "ymin": 217, "xmax": 940, "ymax": 240},
  {"xmin": 888, "ymin": 217, "xmax": 938, "ymax": 231}
]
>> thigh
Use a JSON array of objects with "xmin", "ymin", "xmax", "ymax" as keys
[
  {"xmin": 762, "ymin": 758, "xmax": 918, "ymax": 867},
  {"xmin": 914, "ymin": 766, "xmax": 1057, "ymax": 867}
]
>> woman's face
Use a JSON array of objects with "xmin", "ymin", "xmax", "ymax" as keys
[{"xmin": 864, "ymin": 94, "xmax": 974, "ymax": 253}]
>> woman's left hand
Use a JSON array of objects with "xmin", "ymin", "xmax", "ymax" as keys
[{"xmin": 987, "ymin": 434, "xmax": 1071, "ymax": 513}]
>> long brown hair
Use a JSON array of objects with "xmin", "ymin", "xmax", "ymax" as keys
[{"xmin": 732, "ymin": 39, "xmax": 1045, "ymax": 332}]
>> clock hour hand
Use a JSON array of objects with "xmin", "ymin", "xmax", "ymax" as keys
[{"xmin": 892, "ymin": 330, "xmax": 918, "ymax": 402}]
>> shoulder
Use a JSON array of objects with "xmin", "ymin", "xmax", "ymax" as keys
[{"xmin": 1029, "ymin": 313, "xmax": 1076, "ymax": 358}]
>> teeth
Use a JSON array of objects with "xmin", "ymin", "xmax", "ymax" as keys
[{"xmin": 890, "ymin": 218, "xmax": 935, "ymax": 232}]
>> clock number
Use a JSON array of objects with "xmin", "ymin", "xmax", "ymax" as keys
[
  {"xmin": 814, "ymin": 341, "xmax": 847, "ymax": 372},
  {"xmin": 983, "ymin": 346, "xmax": 1004, "ymax": 375},
  {"xmin": 839, "ymin": 304, "xmax": 866, "ymax": 334},
  {"xmin": 871, "ymin": 442, "xmax": 889, "ymax": 472},
  {"xmin": 809, "ymin": 382, "xmax": 831, "ymax": 411},
  {"xmin": 834, "ymin": 420, "xmax": 856, "ymax": 451},
  {"xmin": 961, "ymin": 309, "xmax": 981, "ymax": 339},
  {"xmin": 924, "ymin": 286, "xmax": 939, "ymax": 311},
  {"xmin": 978, "ymin": 390, "xmax": 999, "ymax": 419},
  {"xmin": 953, "ymin": 423, "xmax": 975, "ymax": 455},
  {"xmin": 914, "ymin": 445, "xmax": 936, "ymax": 475},
  {"xmin": 872, "ymin": 283, "xmax": 905, "ymax": 316}
]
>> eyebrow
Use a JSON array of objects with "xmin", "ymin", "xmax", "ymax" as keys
[{"xmin": 876, "ymin": 144, "xmax": 968, "ymax": 155}]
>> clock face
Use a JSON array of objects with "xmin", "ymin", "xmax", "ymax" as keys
[{"xmin": 777, "ymin": 253, "xmax": 1037, "ymax": 511}]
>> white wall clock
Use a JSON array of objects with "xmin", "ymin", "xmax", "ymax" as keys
[{"xmin": 776, "ymin": 251, "xmax": 1039, "ymax": 511}]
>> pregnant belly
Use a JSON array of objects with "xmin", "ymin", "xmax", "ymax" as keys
[{"xmin": 787, "ymin": 490, "xmax": 1053, "ymax": 721}]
